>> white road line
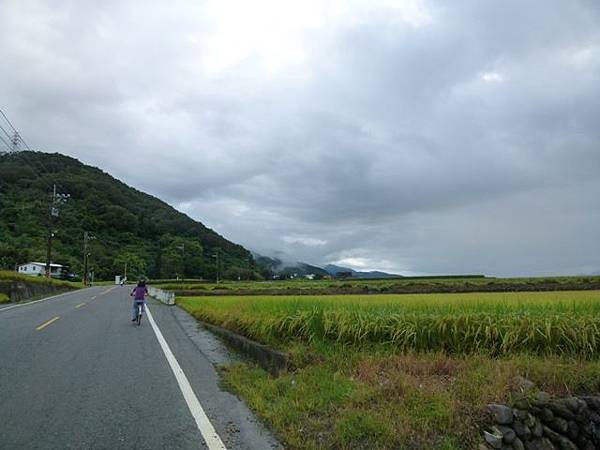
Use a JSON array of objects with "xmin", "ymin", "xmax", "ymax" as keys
[
  {"xmin": 0, "ymin": 289, "xmax": 84, "ymax": 313},
  {"xmin": 145, "ymin": 305, "xmax": 227, "ymax": 450}
]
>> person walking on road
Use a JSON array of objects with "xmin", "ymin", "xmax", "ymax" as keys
[{"xmin": 130, "ymin": 280, "xmax": 148, "ymax": 321}]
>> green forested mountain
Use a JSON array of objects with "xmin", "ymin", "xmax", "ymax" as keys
[{"xmin": 0, "ymin": 151, "xmax": 255, "ymax": 280}]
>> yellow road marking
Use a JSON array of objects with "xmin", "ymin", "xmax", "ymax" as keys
[
  {"xmin": 36, "ymin": 316, "xmax": 60, "ymax": 331},
  {"xmin": 75, "ymin": 303, "xmax": 86, "ymax": 309}
]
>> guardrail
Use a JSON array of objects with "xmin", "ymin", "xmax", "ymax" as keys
[{"xmin": 148, "ymin": 286, "xmax": 175, "ymax": 305}]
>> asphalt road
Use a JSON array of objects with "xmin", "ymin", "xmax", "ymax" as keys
[{"xmin": 0, "ymin": 286, "xmax": 281, "ymax": 450}]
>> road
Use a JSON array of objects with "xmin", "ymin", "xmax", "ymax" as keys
[{"xmin": 0, "ymin": 286, "xmax": 281, "ymax": 450}]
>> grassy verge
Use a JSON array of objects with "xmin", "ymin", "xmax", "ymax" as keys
[
  {"xmin": 179, "ymin": 292, "xmax": 600, "ymax": 449},
  {"xmin": 0, "ymin": 292, "xmax": 9, "ymax": 304},
  {"xmin": 222, "ymin": 349, "xmax": 600, "ymax": 449}
]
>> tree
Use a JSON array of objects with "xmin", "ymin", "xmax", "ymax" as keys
[{"xmin": 114, "ymin": 252, "xmax": 146, "ymax": 280}]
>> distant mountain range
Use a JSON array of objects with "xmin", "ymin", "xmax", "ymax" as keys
[
  {"xmin": 323, "ymin": 264, "xmax": 401, "ymax": 279},
  {"xmin": 253, "ymin": 254, "xmax": 400, "ymax": 279}
]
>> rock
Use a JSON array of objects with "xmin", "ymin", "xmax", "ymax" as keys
[
  {"xmin": 562, "ymin": 397, "xmax": 579, "ymax": 413},
  {"xmin": 512, "ymin": 376, "xmax": 536, "ymax": 393},
  {"xmin": 540, "ymin": 408, "xmax": 554, "ymax": 423},
  {"xmin": 514, "ymin": 397, "xmax": 531, "ymax": 410},
  {"xmin": 531, "ymin": 406, "xmax": 542, "ymax": 415},
  {"xmin": 590, "ymin": 411, "xmax": 600, "ymax": 424},
  {"xmin": 513, "ymin": 420, "xmax": 532, "ymax": 440},
  {"xmin": 581, "ymin": 421, "xmax": 596, "ymax": 438},
  {"xmin": 548, "ymin": 417, "xmax": 569, "ymax": 434},
  {"xmin": 574, "ymin": 398, "xmax": 587, "ymax": 413},
  {"xmin": 575, "ymin": 406, "xmax": 591, "ymax": 424},
  {"xmin": 498, "ymin": 425, "xmax": 516, "ymax": 444},
  {"xmin": 580, "ymin": 396, "xmax": 600, "ymax": 411},
  {"xmin": 549, "ymin": 403, "xmax": 575, "ymax": 421},
  {"xmin": 515, "ymin": 409, "xmax": 530, "ymax": 421},
  {"xmin": 567, "ymin": 421, "xmax": 579, "ymax": 441},
  {"xmin": 576, "ymin": 435, "xmax": 595, "ymax": 450},
  {"xmin": 543, "ymin": 425, "xmax": 562, "ymax": 444},
  {"xmin": 524, "ymin": 437, "xmax": 555, "ymax": 450},
  {"xmin": 533, "ymin": 392, "xmax": 552, "ymax": 406},
  {"xmin": 532, "ymin": 418, "xmax": 543, "ymax": 438},
  {"xmin": 489, "ymin": 404, "xmax": 515, "ymax": 425},
  {"xmin": 556, "ymin": 436, "xmax": 577, "ymax": 450},
  {"xmin": 525, "ymin": 413, "xmax": 536, "ymax": 428},
  {"xmin": 513, "ymin": 437, "xmax": 525, "ymax": 450},
  {"xmin": 485, "ymin": 427, "xmax": 504, "ymax": 449}
]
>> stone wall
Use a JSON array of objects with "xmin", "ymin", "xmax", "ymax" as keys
[
  {"xmin": 0, "ymin": 279, "xmax": 75, "ymax": 303},
  {"xmin": 482, "ymin": 392, "xmax": 600, "ymax": 450}
]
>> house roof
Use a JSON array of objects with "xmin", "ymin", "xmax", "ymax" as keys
[{"xmin": 20, "ymin": 262, "xmax": 64, "ymax": 268}]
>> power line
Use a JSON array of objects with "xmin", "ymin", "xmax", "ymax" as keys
[
  {"xmin": 0, "ymin": 108, "xmax": 69, "ymax": 194},
  {"xmin": 0, "ymin": 134, "xmax": 11, "ymax": 152},
  {"xmin": 0, "ymin": 122, "xmax": 12, "ymax": 141},
  {"xmin": 0, "ymin": 108, "xmax": 18, "ymax": 133}
]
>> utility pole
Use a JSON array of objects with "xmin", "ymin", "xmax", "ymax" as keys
[
  {"xmin": 83, "ymin": 231, "xmax": 89, "ymax": 286},
  {"xmin": 82, "ymin": 231, "xmax": 94, "ymax": 286},
  {"xmin": 44, "ymin": 185, "xmax": 68, "ymax": 278},
  {"xmin": 212, "ymin": 249, "xmax": 220, "ymax": 284},
  {"xmin": 178, "ymin": 244, "xmax": 185, "ymax": 281}
]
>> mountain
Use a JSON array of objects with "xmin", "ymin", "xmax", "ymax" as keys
[
  {"xmin": 323, "ymin": 264, "xmax": 401, "ymax": 279},
  {"xmin": 0, "ymin": 151, "xmax": 253, "ymax": 280},
  {"xmin": 253, "ymin": 255, "xmax": 400, "ymax": 279},
  {"xmin": 253, "ymin": 254, "xmax": 329, "ymax": 279}
]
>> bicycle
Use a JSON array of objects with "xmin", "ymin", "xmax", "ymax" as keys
[{"xmin": 134, "ymin": 300, "xmax": 144, "ymax": 326}]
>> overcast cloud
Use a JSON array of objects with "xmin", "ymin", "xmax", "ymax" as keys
[{"xmin": 1, "ymin": 0, "xmax": 599, "ymax": 276}]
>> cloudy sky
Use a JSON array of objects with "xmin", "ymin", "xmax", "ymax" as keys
[{"xmin": 1, "ymin": 0, "xmax": 599, "ymax": 276}]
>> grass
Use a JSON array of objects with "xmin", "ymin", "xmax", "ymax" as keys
[
  {"xmin": 179, "ymin": 291, "xmax": 600, "ymax": 449},
  {"xmin": 221, "ymin": 346, "xmax": 600, "ymax": 449},
  {"xmin": 0, "ymin": 292, "xmax": 9, "ymax": 304}
]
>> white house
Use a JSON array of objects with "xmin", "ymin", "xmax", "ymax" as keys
[{"xmin": 18, "ymin": 262, "xmax": 64, "ymax": 277}]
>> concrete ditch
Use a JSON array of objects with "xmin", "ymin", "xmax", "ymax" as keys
[{"xmin": 198, "ymin": 320, "xmax": 292, "ymax": 376}]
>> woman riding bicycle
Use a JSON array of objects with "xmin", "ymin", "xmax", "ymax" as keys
[{"xmin": 130, "ymin": 280, "xmax": 148, "ymax": 321}]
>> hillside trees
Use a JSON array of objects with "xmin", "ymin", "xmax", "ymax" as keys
[{"xmin": 0, "ymin": 151, "xmax": 254, "ymax": 280}]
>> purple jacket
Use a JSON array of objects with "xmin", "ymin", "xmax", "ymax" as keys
[{"xmin": 131, "ymin": 286, "xmax": 148, "ymax": 301}]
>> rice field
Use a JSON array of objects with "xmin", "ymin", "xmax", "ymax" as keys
[
  {"xmin": 157, "ymin": 275, "xmax": 600, "ymax": 293},
  {"xmin": 178, "ymin": 291, "xmax": 600, "ymax": 357}
]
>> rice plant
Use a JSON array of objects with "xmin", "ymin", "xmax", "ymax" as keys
[{"xmin": 178, "ymin": 291, "xmax": 600, "ymax": 357}]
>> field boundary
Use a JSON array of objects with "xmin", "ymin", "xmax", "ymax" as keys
[{"xmin": 171, "ymin": 280, "xmax": 600, "ymax": 297}]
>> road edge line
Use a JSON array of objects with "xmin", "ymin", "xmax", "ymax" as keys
[{"xmin": 145, "ymin": 305, "xmax": 227, "ymax": 450}]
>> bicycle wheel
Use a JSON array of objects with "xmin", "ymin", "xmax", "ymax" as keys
[{"xmin": 137, "ymin": 305, "xmax": 142, "ymax": 326}]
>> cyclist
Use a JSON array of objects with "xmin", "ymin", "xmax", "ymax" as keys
[{"xmin": 130, "ymin": 280, "xmax": 148, "ymax": 322}]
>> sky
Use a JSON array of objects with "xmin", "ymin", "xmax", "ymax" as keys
[{"xmin": 1, "ymin": 0, "xmax": 599, "ymax": 276}]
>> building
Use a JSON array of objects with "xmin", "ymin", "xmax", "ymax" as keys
[{"xmin": 18, "ymin": 262, "xmax": 64, "ymax": 277}]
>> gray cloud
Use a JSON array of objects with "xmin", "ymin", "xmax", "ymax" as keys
[{"xmin": 1, "ymin": 0, "xmax": 599, "ymax": 276}]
